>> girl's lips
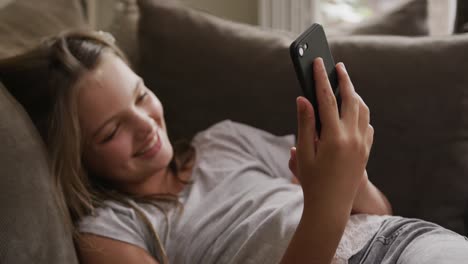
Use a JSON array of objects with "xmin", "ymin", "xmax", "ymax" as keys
[{"xmin": 136, "ymin": 132, "xmax": 161, "ymax": 159}]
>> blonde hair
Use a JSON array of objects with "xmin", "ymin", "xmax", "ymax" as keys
[{"xmin": 0, "ymin": 30, "xmax": 195, "ymax": 263}]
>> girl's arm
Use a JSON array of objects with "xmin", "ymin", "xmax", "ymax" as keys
[
  {"xmin": 281, "ymin": 58, "xmax": 374, "ymax": 263},
  {"xmin": 292, "ymin": 166, "xmax": 393, "ymax": 216},
  {"xmin": 351, "ymin": 172, "xmax": 393, "ymax": 215}
]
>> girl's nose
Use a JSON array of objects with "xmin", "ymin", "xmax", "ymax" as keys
[{"xmin": 135, "ymin": 113, "xmax": 156, "ymax": 141}]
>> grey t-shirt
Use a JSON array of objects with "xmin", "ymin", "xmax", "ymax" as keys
[{"xmin": 79, "ymin": 120, "xmax": 303, "ymax": 263}]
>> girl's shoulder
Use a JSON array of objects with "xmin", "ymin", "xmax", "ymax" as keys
[{"xmin": 77, "ymin": 200, "xmax": 149, "ymax": 246}]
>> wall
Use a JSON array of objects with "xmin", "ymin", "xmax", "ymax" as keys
[{"xmin": 428, "ymin": 0, "xmax": 457, "ymax": 35}]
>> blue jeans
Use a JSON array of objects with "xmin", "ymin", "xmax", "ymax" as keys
[{"xmin": 348, "ymin": 216, "xmax": 468, "ymax": 264}]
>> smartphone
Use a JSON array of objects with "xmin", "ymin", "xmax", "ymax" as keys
[{"xmin": 290, "ymin": 23, "xmax": 341, "ymax": 135}]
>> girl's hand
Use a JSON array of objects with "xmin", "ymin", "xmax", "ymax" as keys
[
  {"xmin": 293, "ymin": 58, "xmax": 374, "ymax": 205},
  {"xmin": 289, "ymin": 146, "xmax": 303, "ymax": 185},
  {"xmin": 291, "ymin": 149, "xmax": 392, "ymax": 215}
]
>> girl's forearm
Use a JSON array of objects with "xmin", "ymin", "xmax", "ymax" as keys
[
  {"xmin": 279, "ymin": 191, "xmax": 353, "ymax": 264},
  {"xmin": 351, "ymin": 180, "xmax": 392, "ymax": 215}
]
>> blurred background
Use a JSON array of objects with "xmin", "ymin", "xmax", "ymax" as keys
[{"xmin": 87, "ymin": 0, "xmax": 456, "ymax": 36}]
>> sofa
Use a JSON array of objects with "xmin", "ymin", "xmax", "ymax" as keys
[{"xmin": 0, "ymin": 0, "xmax": 467, "ymax": 263}]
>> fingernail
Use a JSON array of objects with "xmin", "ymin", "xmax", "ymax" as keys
[
  {"xmin": 291, "ymin": 147, "xmax": 296, "ymax": 157},
  {"xmin": 340, "ymin": 62, "xmax": 347, "ymax": 73},
  {"xmin": 314, "ymin": 58, "xmax": 323, "ymax": 73}
]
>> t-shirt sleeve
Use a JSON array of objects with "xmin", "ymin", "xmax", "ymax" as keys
[
  {"xmin": 192, "ymin": 120, "xmax": 296, "ymax": 181},
  {"xmin": 77, "ymin": 201, "xmax": 161, "ymax": 262}
]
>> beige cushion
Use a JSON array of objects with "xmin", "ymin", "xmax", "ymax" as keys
[
  {"xmin": 137, "ymin": 0, "xmax": 468, "ymax": 235},
  {"xmin": 0, "ymin": 82, "xmax": 79, "ymax": 263},
  {"xmin": 0, "ymin": 0, "xmax": 86, "ymax": 58}
]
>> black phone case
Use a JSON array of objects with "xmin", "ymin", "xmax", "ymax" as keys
[{"xmin": 290, "ymin": 23, "xmax": 341, "ymax": 135}]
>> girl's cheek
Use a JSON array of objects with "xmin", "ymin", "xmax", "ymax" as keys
[{"xmin": 104, "ymin": 133, "xmax": 133, "ymax": 159}]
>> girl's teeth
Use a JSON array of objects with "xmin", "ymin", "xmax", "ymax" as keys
[{"xmin": 138, "ymin": 134, "xmax": 157, "ymax": 155}]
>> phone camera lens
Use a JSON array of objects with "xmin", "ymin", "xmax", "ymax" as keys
[
  {"xmin": 304, "ymin": 43, "xmax": 308, "ymax": 50},
  {"xmin": 299, "ymin": 47, "xmax": 304, "ymax": 57}
]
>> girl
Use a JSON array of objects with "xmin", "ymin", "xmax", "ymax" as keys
[{"xmin": 1, "ymin": 30, "xmax": 467, "ymax": 264}]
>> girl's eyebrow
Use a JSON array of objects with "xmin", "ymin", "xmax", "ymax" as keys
[{"xmin": 91, "ymin": 78, "xmax": 143, "ymax": 140}]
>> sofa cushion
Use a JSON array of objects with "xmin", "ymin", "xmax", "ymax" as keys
[
  {"xmin": 329, "ymin": 34, "xmax": 468, "ymax": 235},
  {"xmin": 0, "ymin": 0, "xmax": 86, "ymax": 58},
  {"xmin": 0, "ymin": 82, "xmax": 79, "ymax": 263},
  {"xmin": 137, "ymin": 0, "xmax": 468, "ymax": 236},
  {"xmin": 106, "ymin": 0, "xmax": 140, "ymax": 67}
]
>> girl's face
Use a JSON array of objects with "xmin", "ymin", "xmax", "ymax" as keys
[{"xmin": 77, "ymin": 52, "xmax": 173, "ymax": 191}]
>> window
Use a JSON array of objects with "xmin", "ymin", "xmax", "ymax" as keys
[
  {"xmin": 258, "ymin": 0, "xmax": 406, "ymax": 35},
  {"xmin": 258, "ymin": 0, "xmax": 456, "ymax": 35},
  {"xmin": 320, "ymin": 0, "xmax": 406, "ymax": 28}
]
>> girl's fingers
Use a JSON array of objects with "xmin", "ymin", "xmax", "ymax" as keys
[
  {"xmin": 313, "ymin": 58, "xmax": 340, "ymax": 135},
  {"xmin": 366, "ymin": 124, "xmax": 374, "ymax": 150},
  {"xmin": 336, "ymin": 62, "xmax": 359, "ymax": 128},
  {"xmin": 290, "ymin": 147, "xmax": 297, "ymax": 162},
  {"xmin": 289, "ymin": 147, "xmax": 297, "ymax": 176},
  {"xmin": 296, "ymin": 96, "xmax": 317, "ymax": 160},
  {"xmin": 357, "ymin": 94, "xmax": 370, "ymax": 134},
  {"xmin": 335, "ymin": 61, "xmax": 371, "ymax": 139}
]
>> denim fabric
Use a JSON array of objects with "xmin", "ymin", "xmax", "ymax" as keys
[{"xmin": 348, "ymin": 216, "xmax": 468, "ymax": 264}]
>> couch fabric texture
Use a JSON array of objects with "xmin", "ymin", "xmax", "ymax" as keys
[
  {"xmin": 330, "ymin": 35, "xmax": 468, "ymax": 235},
  {"xmin": 0, "ymin": 0, "xmax": 86, "ymax": 59},
  {"xmin": 0, "ymin": 82, "xmax": 79, "ymax": 263},
  {"xmin": 0, "ymin": 0, "xmax": 85, "ymax": 263}
]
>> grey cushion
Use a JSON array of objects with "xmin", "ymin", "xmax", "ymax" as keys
[
  {"xmin": 0, "ymin": 0, "xmax": 86, "ymax": 59},
  {"xmin": 137, "ymin": 0, "xmax": 468, "ymax": 236},
  {"xmin": 329, "ymin": 35, "xmax": 468, "ymax": 235},
  {"xmin": 0, "ymin": 82, "xmax": 79, "ymax": 263}
]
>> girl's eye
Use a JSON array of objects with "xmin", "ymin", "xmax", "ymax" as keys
[
  {"xmin": 102, "ymin": 127, "xmax": 118, "ymax": 143},
  {"xmin": 137, "ymin": 92, "xmax": 148, "ymax": 103}
]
